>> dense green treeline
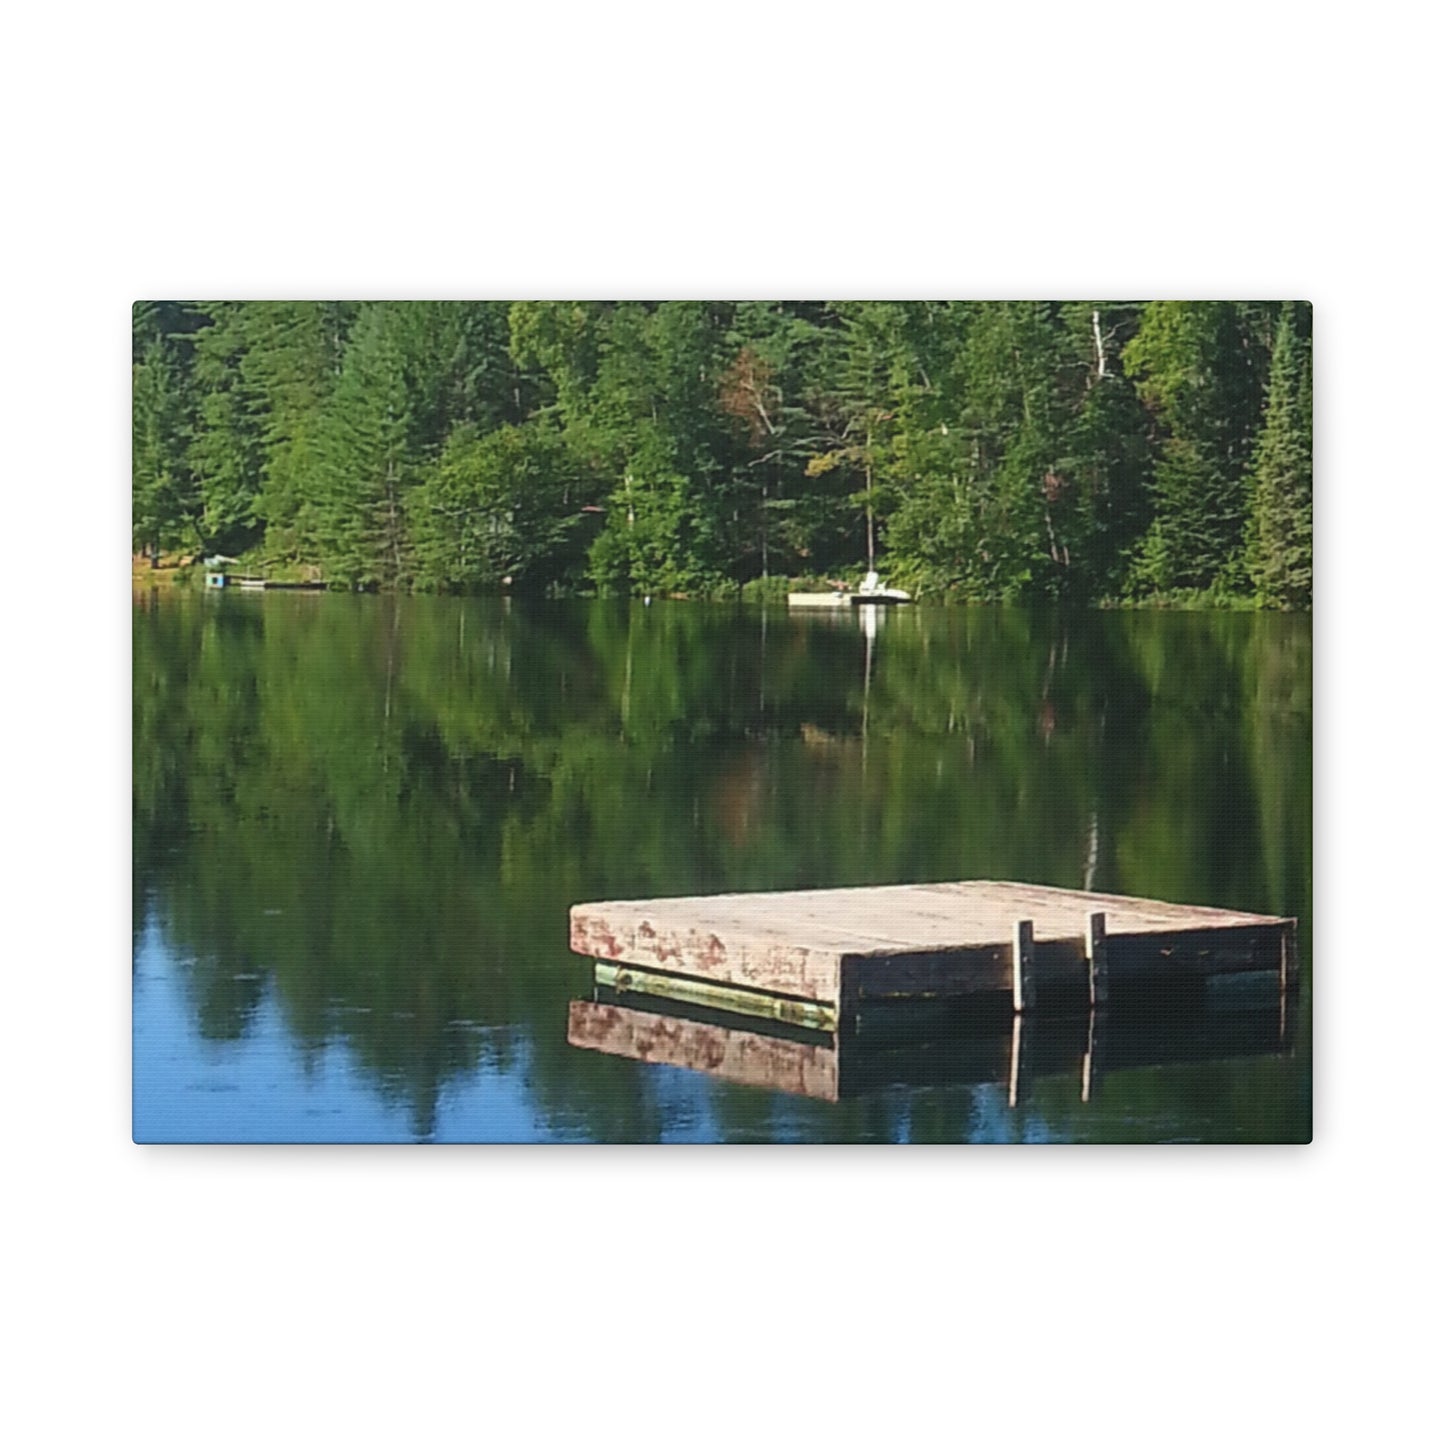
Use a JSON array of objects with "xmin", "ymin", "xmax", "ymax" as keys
[{"xmin": 133, "ymin": 300, "xmax": 1312, "ymax": 607}]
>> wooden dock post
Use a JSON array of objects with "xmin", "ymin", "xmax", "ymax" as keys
[
  {"xmin": 1012, "ymin": 919, "xmax": 1035, "ymax": 1013},
  {"xmin": 1279, "ymin": 926, "xmax": 1299, "ymax": 987},
  {"xmin": 1278, "ymin": 926, "xmax": 1298, "ymax": 1044},
  {"xmin": 1086, "ymin": 911, "xmax": 1109, "ymax": 1008}
]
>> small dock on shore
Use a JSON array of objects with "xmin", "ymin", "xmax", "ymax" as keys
[
  {"xmin": 205, "ymin": 571, "xmax": 326, "ymax": 591},
  {"xmin": 569, "ymin": 880, "xmax": 1298, "ymax": 1031},
  {"xmin": 788, "ymin": 571, "xmax": 911, "ymax": 607},
  {"xmin": 788, "ymin": 590, "xmax": 911, "ymax": 608}
]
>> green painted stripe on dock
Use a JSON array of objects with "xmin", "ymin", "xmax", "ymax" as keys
[{"xmin": 593, "ymin": 962, "xmax": 838, "ymax": 1032}]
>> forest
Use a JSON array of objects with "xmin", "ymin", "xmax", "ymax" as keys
[{"xmin": 132, "ymin": 300, "xmax": 1312, "ymax": 608}]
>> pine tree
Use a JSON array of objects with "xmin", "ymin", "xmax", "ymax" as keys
[
  {"xmin": 186, "ymin": 303, "xmax": 265, "ymax": 557},
  {"xmin": 1246, "ymin": 304, "xmax": 1313, "ymax": 608},
  {"xmin": 949, "ymin": 301, "xmax": 1072, "ymax": 601},
  {"xmin": 132, "ymin": 303, "xmax": 204, "ymax": 558},
  {"xmin": 1055, "ymin": 303, "xmax": 1153, "ymax": 598},
  {"xmin": 241, "ymin": 301, "xmax": 354, "ymax": 559},
  {"xmin": 1122, "ymin": 302, "xmax": 1275, "ymax": 595},
  {"xmin": 804, "ymin": 302, "xmax": 917, "ymax": 580},
  {"xmin": 312, "ymin": 306, "xmax": 415, "ymax": 586}
]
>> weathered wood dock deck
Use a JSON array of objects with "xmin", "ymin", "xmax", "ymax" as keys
[{"xmin": 569, "ymin": 880, "xmax": 1298, "ymax": 1030}]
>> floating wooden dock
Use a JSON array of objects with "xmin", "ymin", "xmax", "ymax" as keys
[{"xmin": 569, "ymin": 880, "xmax": 1298, "ymax": 1030}]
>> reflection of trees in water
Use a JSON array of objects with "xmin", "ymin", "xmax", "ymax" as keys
[{"xmin": 133, "ymin": 594, "xmax": 1311, "ymax": 1141}]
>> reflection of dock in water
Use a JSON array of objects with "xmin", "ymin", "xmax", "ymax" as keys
[{"xmin": 567, "ymin": 976, "xmax": 1297, "ymax": 1107}]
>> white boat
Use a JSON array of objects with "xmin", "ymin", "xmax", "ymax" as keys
[{"xmin": 788, "ymin": 571, "xmax": 912, "ymax": 607}]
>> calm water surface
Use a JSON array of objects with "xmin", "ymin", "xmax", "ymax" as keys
[{"xmin": 132, "ymin": 593, "xmax": 1311, "ymax": 1142}]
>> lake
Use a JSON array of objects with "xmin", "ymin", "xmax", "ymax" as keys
[{"xmin": 132, "ymin": 592, "xmax": 1311, "ymax": 1143}]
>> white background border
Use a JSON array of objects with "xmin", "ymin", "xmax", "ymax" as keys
[{"xmin": 7, "ymin": 3, "xmax": 1436, "ymax": 1439}]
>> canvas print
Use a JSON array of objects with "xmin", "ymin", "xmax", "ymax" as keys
[{"xmin": 132, "ymin": 301, "xmax": 1312, "ymax": 1143}]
